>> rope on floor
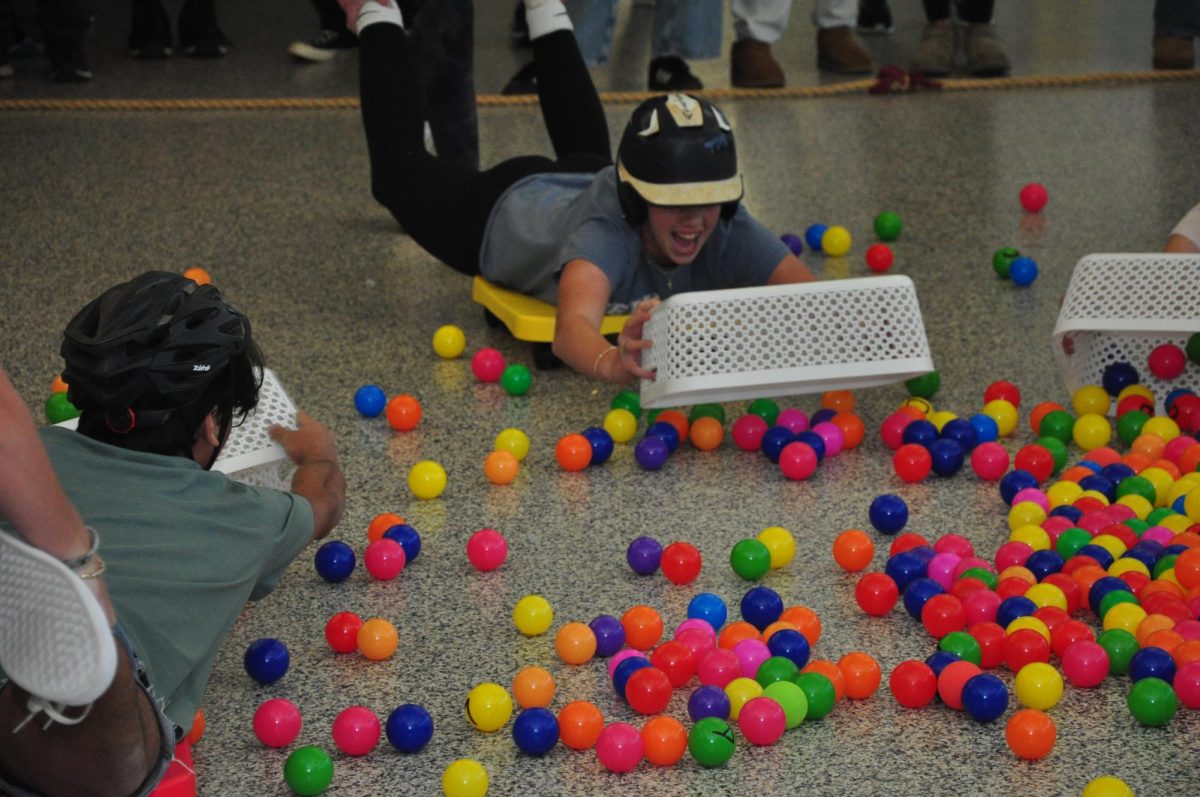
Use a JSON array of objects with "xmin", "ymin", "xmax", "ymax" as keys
[{"xmin": 0, "ymin": 68, "xmax": 1196, "ymax": 111}]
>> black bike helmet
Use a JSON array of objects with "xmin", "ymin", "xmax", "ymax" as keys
[
  {"xmin": 615, "ymin": 93, "xmax": 743, "ymax": 226},
  {"xmin": 61, "ymin": 271, "xmax": 251, "ymax": 431}
]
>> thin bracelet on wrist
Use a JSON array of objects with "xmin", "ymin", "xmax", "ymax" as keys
[
  {"xmin": 60, "ymin": 525, "xmax": 99, "ymax": 570},
  {"xmin": 593, "ymin": 345, "xmax": 618, "ymax": 376}
]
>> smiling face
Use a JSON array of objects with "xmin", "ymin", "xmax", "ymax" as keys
[{"xmin": 641, "ymin": 204, "xmax": 722, "ymax": 267}]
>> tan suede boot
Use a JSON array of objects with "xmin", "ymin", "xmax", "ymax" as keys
[
  {"xmin": 731, "ymin": 39, "xmax": 785, "ymax": 87},
  {"xmin": 1153, "ymin": 34, "xmax": 1196, "ymax": 69},
  {"xmin": 817, "ymin": 26, "xmax": 874, "ymax": 75}
]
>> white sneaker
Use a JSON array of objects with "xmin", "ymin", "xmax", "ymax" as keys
[{"xmin": 0, "ymin": 532, "xmax": 116, "ymax": 714}]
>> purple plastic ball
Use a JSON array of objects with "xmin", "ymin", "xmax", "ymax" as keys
[
  {"xmin": 590, "ymin": 614, "xmax": 626, "ymax": 657},
  {"xmin": 627, "ymin": 536, "xmax": 663, "ymax": 575},
  {"xmin": 635, "ymin": 436, "xmax": 670, "ymax": 470},
  {"xmin": 688, "ymin": 684, "xmax": 732, "ymax": 722}
]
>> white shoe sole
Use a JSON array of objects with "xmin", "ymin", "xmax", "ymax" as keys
[
  {"xmin": 287, "ymin": 41, "xmax": 337, "ymax": 62},
  {"xmin": 0, "ymin": 532, "xmax": 116, "ymax": 705}
]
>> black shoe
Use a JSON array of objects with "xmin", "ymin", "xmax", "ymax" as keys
[
  {"xmin": 180, "ymin": 28, "xmax": 229, "ymax": 57},
  {"xmin": 288, "ymin": 28, "xmax": 357, "ymax": 62},
  {"xmin": 129, "ymin": 37, "xmax": 172, "ymax": 59},
  {"xmin": 47, "ymin": 37, "xmax": 92, "ymax": 82},
  {"xmin": 502, "ymin": 61, "xmax": 537, "ymax": 95},
  {"xmin": 178, "ymin": 0, "xmax": 229, "ymax": 57},
  {"xmin": 857, "ymin": 0, "xmax": 894, "ymax": 34},
  {"xmin": 510, "ymin": 2, "xmax": 529, "ymax": 47},
  {"xmin": 647, "ymin": 56, "xmax": 702, "ymax": 91},
  {"xmin": 129, "ymin": 0, "xmax": 173, "ymax": 57}
]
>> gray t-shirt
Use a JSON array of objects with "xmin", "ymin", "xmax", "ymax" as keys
[
  {"xmin": 479, "ymin": 165, "xmax": 789, "ymax": 313},
  {"xmin": 21, "ymin": 427, "xmax": 314, "ymax": 727}
]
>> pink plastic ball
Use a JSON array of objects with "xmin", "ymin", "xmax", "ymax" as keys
[
  {"xmin": 595, "ymin": 723, "xmax": 644, "ymax": 773},
  {"xmin": 608, "ymin": 649, "xmax": 649, "ymax": 680},
  {"xmin": 934, "ymin": 534, "xmax": 975, "ymax": 559},
  {"xmin": 674, "ymin": 626, "xmax": 716, "ymax": 660},
  {"xmin": 1011, "ymin": 488, "xmax": 1049, "ymax": 512},
  {"xmin": 733, "ymin": 638, "xmax": 771, "ymax": 678},
  {"xmin": 732, "ymin": 414, "xmax": 769, "ymax": 451},
  {"xmin": 775, "ymin": 408, "xmax": 810, "ymax": 434},
  {"xmin": 1141, "ymin": 526, "xmax": 1174, "ymax": 546},
  {"xmin": 995, "ymin": 541, "xmax": 1034, "ymax": 571},
  {"xmin": 1164, "ymin": 435, "xmax": 1198, "ymax": 462},
  {"xmin": 466, "ymin": 528, "xmax": 508, "ymax": 572},
  {"xmin": 675, "ymin": 619, "xmax": 717, "ymax": 644},
  {"xmin": 970, "ymin": 442, "xmax": 1010, "ymax": 481},
  {"xmin": 364, "ymin": 538, "xmax": 406, "ymax": 580},
  {"xmin": 811, "ymin": 421, "xmax": 845, "ymax": 457},
  {"xmin": 737, "ymin": 696, "xmax": 787, "ymax": 746},
  {"xmin": 1061, "ymin": 640, "xmax": 1109, "ymax": 688},
  {"xmin": 332, "ymin": 706, "xmax": 381, "ymax": 756},
  {"xmin": 963, "ymin": 589, "xmax": 1002, "ymax": 625},
  {"xmin": 1105, "ymin": 503, "xmax": 1136, "ymax": 522},
  {"xmin": 253, "ymin": 698, "xmax": 302, "ymax": 748},
  {"xmin": 1175, "ymin": 661, "xmax": 1200, "ymax": 709},
  {"xmin": 1019, "ymin": 182, "xmax": 1048, "ymax": 213},
  {"xmin": 697, "ymin": 649, "xmax": 742, "ymax": 688},
  {"xmin": 471, "ymin": 347, "xmax": 506, "ymax": 382},
  {"xmin": 778, "ymin": 441, "xmax": 818, "ymax": 481},
  {"xmin": 1148, "ymin": 343, "xmax": 1187, "ymax": 380},
  {"xmin": 926, "ymin": 552, "xmax": 962, "ymax": 591},
  {"xmin": 1175, "ymin": 619, "xmax": 1200, "ymax": 641},
  {"xmin": 880, "ymin": 412, "xmax": 916, "ymax": 450}
]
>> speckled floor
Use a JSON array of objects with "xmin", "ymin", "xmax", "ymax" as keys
[{"xmin": 2, "ymin": 2, "xmax": 1199, "ymax": 796}]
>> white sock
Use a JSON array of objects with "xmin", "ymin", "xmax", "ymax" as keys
[
  {"xmin": 356, "ymin": 0, "xmax": 404, "ymax": 35},
  {"xmin": 524, "ymin": 0, "xmax": 573, "ymax": 40}
]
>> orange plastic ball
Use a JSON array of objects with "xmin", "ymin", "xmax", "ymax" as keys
[
  {"xmin": 833, "ymin": 529, "xmax": 875, "ymax": 572},
  {"xmin": 621, "ymin": 605, "xmax": 664, "ymax": 651},
  {"xmin": 831, "ymin": 412, "xmax": 866, "ymax": 450},
  {"xmin": 1135, "ymin": 614, "xmax": 1177, "ymax": 647},
  {"xmin": 654, "ymin": 409, "xmax": 689, "ymax": 441},
  {"xmin": 838, "ymin": 652, "xmax": 882, "ymax": 700},
  {"xmin": 50, "ymin": 374, "xmax": 69, "ymax": 395},
  {"xmin": 1172, "ymin": 639, "xmax": 1200, "ymax": 667},
  {"xmin": 780, "ymin": 606, "xmax": 822, "ymax": 647},
  {"xmin": 483, "ymin": 450, "xmax": 520, "ymax": 485},
  {"xmin": 1120, "ymin": 452, "xmax": 1152, "ymax": 473},
  {"xmin": 822, "ymin": 390, "xmax": 856, "ymax": 412},
  {"xmin": 185, "ymin": 708, "xmax": 206, "ymax": 745},
  {"xmin": 554, "ymin": 622, "xmax": 598, "ymax": 665},
  {"xmin": 512, "ymin": 666, "xmax": 556, "ymax": 709},
  {"xmin": 183, "ymin": 266, "xmax": 212, "ymax": 285},
  {"xmin": 717, "ymin": 620, "xmax": 759, "ymax": 650},
  {"xmin": 1006, "ymin": 708, "xmax": 1056, "ymax": 760},
  {"xmin": 802, "ymin": 659, "xmax": 846, "ymax": 701},
  {"xmin": 356, "ymin": 617, "xmax": 398, "ymax": 660},
  {"xmin": 557, "ymin": 701, "xmax": 604, "ymax": 750},
  {"xmin": 386, "ymin": 394, "xmax": 422, "ymax": 431},
  {"xmin": 555, "ymin": 434, "xmax": 593, "ymax": 472},
  {"xmin": 1144, "ymin": 629, "xmax": 1184, "ymax": 653},
  {"xmin": 1178, "ymin": 444, "xmax": 1200, "ymax": 476},
  {"xmin": 759, "ymin": 620, "xmax": 799, "ymax": 644},
  {"xmin": 1030, "ymin": 401, "xmax": 1066, "ymax": 435},
  {"xmin": 1175, "ymin": 548, "xmax": 1200, "ymax": 589},
  {"xmin": 688, "ymin": 416, "xmax": 724, "ymax": 451},
  {"xmin": 1131, "ymin": 433, "xmax": 1166, "ymax": 461},
  {"xmin": 641, "ymin": 715, "xmax": 688, "ymax": 767},
  {"xmin": 367, "ymin": 512, "xmax": 405, "ymax": 543}
]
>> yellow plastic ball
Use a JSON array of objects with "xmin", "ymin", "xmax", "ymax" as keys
[
  {"xmin": 900, "ymin": 397, "xmax": 933, "ymax": 416},
  {"xmin": 927, "ymin": 410, "xmax": 958, "ymax": 432},
  {"xmin": 756, "ymin": 526, "xmax": 796, "ymax": 569},
  {"xmin": 1081, "ymin": 775, "xmax": 1135, "ymax": 797},
  {"xmin": 1157, "ymin": 567, "xmax": 1180, "ymax": 587},
  {"xmin": 1008, "ymin": 501, "xmax": 1047, "ymax": 532},
  {"xmin": 1117, "ymin": 384, "xmax": 1155, "ymax": 405},
  {"xmin": 1071, "ymin": 384, "xmax": 1111, "ymax": 417},
  {"xmin": 1137, "ymin": 467, "xmax": 1173, "ymax": 505},
  {"xmin": 407, "ymin": 460, "xmax": 447, "ymax": 500},
  {"xmin": 1107, "ymin": 558, "xmax": 1150, "ymax": 579},
  {"xmin": 1077, "ymin": 489, "xmax": 1111, "ymax": 506},
  {"xmin": 821, "ymin": 225, "xmax": 852, "ymax": 257},
  {"xmin": 494, "ymin": 428, "xmax": 531, "ymax": 461},
  {"xmin": 432, "ymin": 324, "xmax": 467, "ymax": 359},
  {"xmin": 1166, "ymin": 474, "xmax": 1200, "ymax": 506},
  {"xmin": 1090, "ymin": 534, "xmax": 1128, "ymax": 560},
  {"xmin": 982, "ymin": 399, "xmax": 1019, "ymax": 437},
  {"xmin": 603, "ymin": 408, "xmax": 638, "ymax": 443},
  {"xmin": 1115, "ymin": 493, "xmax": 1153, "ymax": 520},
  {"xmin": 1072, "ymin": 414, "xmax": 1112, "ymax": 451},
  {"xmin": 1024, "ymin": 583, "xmax": 1068, "ymax": 612},
  {"xmin": 512, "ymin": 594, "xmax": 554, "ymax": 636},
  {"xmin": 1010, "ymin": 524, "xmax": 1051, "ymax": 551},
  {"xmin": 724, "ymin": 677, "xmax": 764, "ymax": 721},
  {"xmin": 443, "ymin": 759, "xmax": 489, "ymax": 797},
  {"xmin": 1014, "ymin": 662, "xmax": 1063, "ymax": 710},
  {"xmin": 1161, "ymin": 512, "xmax": 1193, "ymax": 532},
  {"xmin": 1006, "ymin": 616, "xmax": 1051, "ymax": 644},
  {"xmin": 1102, "ymin": 601, "xmax": 1147, "ymax": 634},
  {"xmin": 464, "ymin": 682, "xmax": 513, "ymax": 733},
  {"xmin": 1045, "ymin": 481, "xmax": 1084, "ymax": 509},
  {"xmin": 1141, "ymin": 416, "xmax": 1180, "ymax": 443}
]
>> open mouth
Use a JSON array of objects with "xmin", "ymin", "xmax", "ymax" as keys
[{"xmin": 671, "ymin": 231, "xmax": 701, "ymax": 257}]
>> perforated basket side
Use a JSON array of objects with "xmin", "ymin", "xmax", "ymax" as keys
[{"xmin": 640, "ymin": 276, "xmax": 934, "ymax": 408}]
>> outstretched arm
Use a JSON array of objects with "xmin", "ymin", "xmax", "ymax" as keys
[
  {"xmin": 269, "ymin": 412, "xmax": 346, "ymax": 541},
  {"xmin": 767, "ymin": 252, "xmax": 818, "ymax": 284}
]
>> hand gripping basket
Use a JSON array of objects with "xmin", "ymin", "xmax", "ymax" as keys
[
  {"xmin": 639, "ymin": 276, "xmax": 935, "ymax": 408},
  {"xmin": 1052, "ymin": 254, "xmax": 1200, "ymax": 414},
  {"xmin": 59, "ymin": 368, "xmax": 297, "ymax": 490}
]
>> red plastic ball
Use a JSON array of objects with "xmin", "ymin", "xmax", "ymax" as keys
[
  {"xmin": 968, "ymin": 621, "xmax": 1007, "ymax": 669},
  {"xmin": 625, "ymin": 666, "xmax": 673, "ymax": 715},
  {"xmin": 1004, "ymin": 628, "xmax": 1051, "ymax": 672},
  {"xmin": 467, "ymin": 528, "xmax": 508, "ymax": 572},
  {"xmin": 731, "ymin": 414, "xmax": 769, "ymax": 451},
  {"xmin": 970, "ymin": 442, "xmax": 1010, "ymax": 481},
  {"xmin": 661, "ymin": 541, "xmax": 702, "ymax": 585},
  {"xmin": 1117, "ymin": 395, "xmax": 1155, "ymax": 417},
  {"xmin": 332, "ymin": 706, "xmax": 381, "ymax": 756},
  {"xmin": 1013, "ymin": 444, "xmax": 1054, "ymax": 483},
  {"xmin": 364, "ymin": 538, "xmax": 406, "ymax": 580},
  {"xmin": 937, "ymin": 660, "xmax": 982, "ymax": 710},
  {"xmin": 889, "ymin": 660, "xmax": 937, "ymax": 708},
  {"xmin": 650, "ymin": 641, "xmax": 697, "ymax": 688},
  {"xmin": 470, "ymin": 347, "xmax": 506, "ymax": 382},
  {"xmin": 325, "ymin": 612, "xmax": 364, "ymax": 654},
  {"xmin": 985, "ymin": 380, "xmax": 1022, "ymax": 407},
  {"xmin": 893, "ymin": 443, "xmax": 932, "ymax": 483},
  {"xmin": 865, "ymin": 243, "xmax": 894, "ymax": 273},
  {"xmin": 1148, "ymin": 343, "xmax": 1187, "ymax": 380},
  {"xmin": 855, "ymin": 572, "xmax": 899, "ymax": 616},
  {"xmin": 779, "ymin": 441, "xmax": 818, "ymax": 480},
  {"xmin": 889, "ymin": 532, "xmax": 931, "ymax": 558},
  {"xmin": 880, "ymin": 411, "xmax": 916, "ymax": 450},
  {"xmin": 1019, "ymin": 182, "xmax": 1048, "ymax": 213},
  {"xmin": 921, "ymin": 594, "xmax": 967, "ymax": 639}
]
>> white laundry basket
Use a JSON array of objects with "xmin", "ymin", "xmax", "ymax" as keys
[
  {"xmin": 59, "ymin": 368, "xmax": 297, "ymax": 490},
  {"xmin": 639, "ymin": 276, "xmax": 935, "ymax": 409},
  {"xmin": 1052, "ymin": 254, "xmax": 1200, "ymax": 414}
]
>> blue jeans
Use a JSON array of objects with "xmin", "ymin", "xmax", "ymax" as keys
[
  {"xmin": 569, "ymin": 0, "xmax": 723, "ymax": 66},
  {"xmin": 1155, "ymin": 0, "xmax": 1200, "ymax": 36}
]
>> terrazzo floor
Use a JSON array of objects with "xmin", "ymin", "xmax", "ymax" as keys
[{"xmin": 1, "ymin": 1, "xmax": 1199, "ymax": 795}]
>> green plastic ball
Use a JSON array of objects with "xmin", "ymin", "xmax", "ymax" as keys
[
  {"xmin": 793, "ymin": 672, "xmax": 836, "ymax": 720},
  {"xmin": 1146, "ymin": 507, "xmax": 1175, "ymax": 526},
  {"xmin": 611, "ymin": 389, "xmax": 641, "ymax": 418},
  {"xmin": 284, "ymin": 746, "xmax": 334, "ymax": 796},
  {"xmin": 730, "ymin": 538, "xmax": 772, "ymax": 581},
  {"xmin": 993, "ymin": 247, "xmax": 1020, "ymax": 279},
  {"xmin": 1097, "ymin": 628, "xmax": 1139, "ymax": 676},
  {"xmin": 500, "ymin": 364, "xmax": 532, "ymax": 397},
  {"xmin": 688, "ymin": 716, "xmax": 736, "ymax": 767},
  {"xmin": 1055, "ymin": 527, "xmax": 1093, "ymax": 560},
  {"xmin": 874, "ymin": 211, "xmax": 902, "ymax": 242},
  {"xmin": 1188, "ymin": 332, "xmax": 1200, "ymax": 365},
  {"xmin": 1097, "ymin": 590, "xmax": 1138, "ymax": 620},
  {"xmin": 746, "ymin": 398, "xmax": 780, "ymax": 427},
  {"xmin": 1152, "ymin": 553, "xmax": 1178, "ymax": 580},
  {"xmin": 939, "ymin": 631, "xmax": 983, "ymax": 666},
  {"xmin": 1116, "ymin": 475, "xmax": 1157, "ymax": 505},
  {"xmin": 1038, "ymin": 410, "xmax": 1075, "ymax": 445},
  {"xmin": 959, "ymin": 567, "xmax": 997, "ymax": 591},
  {"xmin": 1036, "ymin": 437, "xmax": 1068, "ymax": 474},
  {"xmin": 45, "ymin": 392, "xmax": 80, "ymax": 424},
  {"xmin": 1116, "ymin": 410, "xmax": 1150, "ymax": 447},
  {"xmin": 755, "ymin": 656, "xmax": 799, "ymax": 688},
  {"xmin": 689, "ymin": 403, "xmax": 726, "ymax": 425},
  {"xmin": 1127, "ymin": 677, "xmax": 1177, "ymax": 727},
  {"xmin": 905, "ymin": 371, "xmax": 941, "ymax": 399},
  {"xmin": 762, "ymin": 680, "xmax": 808, "ymax": 729}
]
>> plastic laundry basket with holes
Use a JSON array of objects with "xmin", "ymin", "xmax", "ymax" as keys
[
  {"xmin": 58, "ymin": 368, "xmax": 298, "ymax": 491},
  {"xmin": 638, "ymin": 276, "xmax": 935, "ymax": 409},
  {"xmin": 1052, "ymin": 253, "xmax": 1200, "ymax": 415}
]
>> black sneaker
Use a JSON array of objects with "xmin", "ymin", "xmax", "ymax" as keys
[
  {"xmin": 647, "ymin": 56, "xmax": 702, "ymax": 91},
  {"xmin": 178, "ymin": 0, "xmax": 229, "ymax": 58},
  {"xmin": 48, "ymin": 38, "xmax": 92, "ymax": 82},
  {"xmin": 129, "ymin": 0, "xmax": 173, "ymax": 58},
  {"xmin": 180, "ymin": 28, "xmax": 229, "ymax": 57},
  {"xmin": 857, "ymin": 0, "xmax": 894, "ymax": 34},
  {"xmin": 501, "ymin": 61, "xmax": 537, "ymax": 95},
  {"xmin": 288, "ymin": 28, "xmax": 357, "ymax": 62},
  {"xmin": 129, "ymin": 37, "xmax": 172, "ymax": 59}
]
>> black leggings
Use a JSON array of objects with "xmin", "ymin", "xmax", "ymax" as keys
[
  {"xmin": 358, "ymin": 24, "xmax": 612, "ymax": 276},
  {"xmin": 923, "ymin": 0, "xmax": 994, "ymax": 24}
]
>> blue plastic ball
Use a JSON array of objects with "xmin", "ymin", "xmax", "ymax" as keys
[
  {"xmin": 386, "ymin": 704, "xmax": 434, "ymax": 753},
  {"xmin": 244, "ymin": 638, "xmax": 290, "ymax": 684},
  {"xmin": 1076, "ymin": 460, "xmax": 1103, "ymax": 474},
  {"xmin": 1024, "ymin": 550, "xmax": 1064, "ymax": 581},
  {"xmin": 793, "ymin": 430, "xmax": 826, "ymax": 462},
  {"xmin": 968, "ymin": 413, "xmax": 1000, "ymax": 444},
  {"xmin": 999, "ymin": 470, "xmax": 1039, "ymax": 505},
  {"xmin": 688, "ymin": 684, "xmax": 732, "ymax": 722},
  {"xmin": 612, "ymin": 657, "xmax": 653, "ymax": 700},
  {"xmin": 902, "ymin": 577, "xmax": 944, "ymax": 620},
  {"xmin": 581, "ymin": 426, "xmax": 615, "ymax": 465},
  {"xmin": 1078, "ymin": 474, "xmax": 1116, "ymax": 503},
  {"xmin": 961, "ymin": 673, "xmax": 1009, "ymax": 722},
  {"xmin": 512, "ymin": 707, "xmax": 560, "ymax": 756},
  {"xmin": 869, "ymin": 494, "xmax": 909, "ymax": 535},
  {"xmin": 1077, "ymin": 544, "xmax": 1115, "ymax": 571},
  {"xmin": 687, "ymin": 592, "xmax": 728, "ymax": 630},
  {"xmin": 589, "ymin": 615, "xmax": 625, "ymax": 657},
  {"xmin": 929, "ymin": 438, "xmax": 965, "ymax": 477},
  {"xmin": 627, "ymin": 536, "xmax": 664, "ymax": 575},
  {"xmin": 1088, "ymin": 576, "xmax": 1131, "ymax": 615},
  {"xmin": 925, "ymin": 650, "xmax": 961, "ymax": 677},
  {"xmin": 1102, "ymin": 362, "xmax": 1140, "ymax": 397},
  {"xmin": 901, "ymin": 420, "xmax": 939, "ymax": 449},
  {"xmin": 1129, "ymin": 647, "xmax": 1176, "ymax": 684},
  {"xmin": 760, "ymin": 426, "xmax": 796, "ymax": 463},
  {"xmin": 740, "ymin": 586, "xmax": 784, "ymax": 631},
  {"xmin": 809, "ymin": 408, "xmax": 837, "ymax": 426},
  {"xmin": 645, "ymin": 421, "xmax": 681, "ymax": 453},
  {"xmin": 996, "ymin": 596, "xmax": 1037, "ymax": 628},
  {"xmin": 940, "ymin": 419, "xmax": 979, "ymax": 451},
  {"xmin": 1100, "ymin": 463, "xmax": 1135, "ymax": 484},
  {"xmin": 780, "ymin": 233, "xmax": 804, "ymax": 255},
  {"xmin": 1048, "ymin": 505, "xmax": 1082, "ymax": 523},
  {"xmin": 314, "ymin": 540, "xmax": 356, "ymax": 583},
  {"xmin": 805, "ymin": 223, "xmax": 828, "ymax": 251},
  {"xmin": 1009, "ymin": 256, "xmax": 1038, "ymax": 286},
  {"xmin": 382, "ymin": 523, "xmax": 421, "ymax": 563},
  {"xmin": 766, "ymin": 628, "xmax": 811, "ymax": 670},
  {"xmin": 634, "ymin": 436, "xmax": 670, "ymax": 470},
  {"xmin": 354, "ymin": 384, "xmax": 387, "ymax": 418}
]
